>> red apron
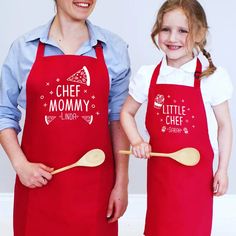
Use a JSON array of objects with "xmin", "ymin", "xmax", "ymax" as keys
[
  {"xmin": 14, "ymin": 42, "xmax": 117, "ymax": 236},
  {"xmin": 144, "ymin": 59, "xmax": 214, "ymax": 236}
]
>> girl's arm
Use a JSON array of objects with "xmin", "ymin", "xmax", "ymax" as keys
[
  {"xmin": 0, "ymin": 128, "xmax": 53, "ymax": 188},
  {"xmin": 121, "ymin": 95, "xmax": 151, "ymax": 158},
  {"xmin": 212, "ymin": 101, "xmax": 233, "ymax": 196}
]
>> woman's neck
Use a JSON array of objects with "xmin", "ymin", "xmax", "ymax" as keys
[{"xmin": 49, "ymin": 14, "xmax": 90, "ymax": 54}]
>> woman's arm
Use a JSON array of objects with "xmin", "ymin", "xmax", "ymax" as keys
[
  {"xmin": 0, "ymin": 128, "xmax": 53, "ymax": 188},
  {"xmin": 212, "ymin": 101, "xmax": 233, "ymax": 196},
  {"xmin": 121, "ymin": 95, "xmax": 151, "ymax": 158},
  {"xmin": 106, "ymin": 120, "xmax": 129, "ymax": 223}
]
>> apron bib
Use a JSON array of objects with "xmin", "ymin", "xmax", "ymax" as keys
[
  {"xmin": 144, "ymin": 59, "xmax": 214, "ymax": 236},
  {"xmin": 14, "ymin": 42, "xmax": 117, "ymax": 236}
]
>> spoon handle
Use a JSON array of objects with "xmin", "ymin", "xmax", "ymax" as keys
[
  {"xmin": 51, "ymin": 163, "xmax": 77, "ymax": 175},
  {"xmin": 119, "ymin": 150, "xmax": 169, "ymax": 157}
]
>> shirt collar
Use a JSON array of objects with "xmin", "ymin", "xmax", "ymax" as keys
[
  {"xmin": 86, "ymin": 20, "xmax": 107, "ymax": 46},
  {"xmin": 24, "ymin": 18, "xmax": 53, "ymax": 43},
  {"xmin": 24, "ymin": 17, "xmax": 107, "ymax": 46},
  {"xmin": 160, "ymin": 56, "xmax": 197, "ymax": 76}
]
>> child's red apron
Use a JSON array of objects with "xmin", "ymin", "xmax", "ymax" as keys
[
  {"xmin": 145, "ymin": 59, "xmax": 214, "ymax": 236},
  {"xmin": 14, "ymin": 42, "xmax": 117, "ymax": 236}
]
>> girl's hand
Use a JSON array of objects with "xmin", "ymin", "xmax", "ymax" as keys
[
  {"xmin": 213, "ymin": 169, "xmax": 228, "ymax": 196},
  {"xmin": 132, "ymin": 142, "xmax": 151, "ymax": 159},
  {"xmin": 15, "ymin": 160, "xmax": 53, "ymax": 188}
]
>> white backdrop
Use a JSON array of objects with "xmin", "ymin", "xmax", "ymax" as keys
[{"xmin": 0, "ymin": 0, "xmax": 235, "ymax": 194}]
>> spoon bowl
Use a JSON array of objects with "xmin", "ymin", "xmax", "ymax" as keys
[{"xmin": 52, "ymin": 149, "xmax": 105, "ymax": 175}]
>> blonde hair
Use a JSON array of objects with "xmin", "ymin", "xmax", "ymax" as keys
[{"xmin": 151, "ymin": 0, "xmax": 216, "ymax": 78}]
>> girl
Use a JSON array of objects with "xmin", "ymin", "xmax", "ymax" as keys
[
  {"xmin": 121, "ymin": 0, "xmax": 233, "ymax": 235},
  {"xmin": 0, "ymin": 0, "xmax": 130, "ymax": 235}
]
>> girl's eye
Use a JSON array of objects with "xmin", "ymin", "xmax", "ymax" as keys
[
  {"xmin": 161, "ymin": 27, "xmax": 169, "ymax": 32},
  {"xmin": 179, "ymin": 29, "xmax": 189, "ymax": 33}
]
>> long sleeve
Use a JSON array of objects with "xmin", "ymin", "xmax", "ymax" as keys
[
  {"xmin": 0, "ymin": 42, "xmax": 22, "ymax": 133},
  {"xmin": 107, "ymin": 41, "xmax": 131, "ymax": 121}
]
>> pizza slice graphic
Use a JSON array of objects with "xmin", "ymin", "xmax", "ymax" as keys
[
  {"xmin": 45, "ymin": 115, "xmax": 57, "ymax": 125},
  {"xmin": 81, "ymin": 115, "xmax": 93, "ymax": 125},
  {"xmin": 67, "ymin": 66, "xmax": 90, "ymax": 86}
]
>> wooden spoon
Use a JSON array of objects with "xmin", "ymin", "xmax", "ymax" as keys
[
  {"xmin": 119, "ymin": 148, "xmax": 200, "ymax": 166},
  {"xmin": 52, "ymin": 149, "xmax": 105, "ymax": 175}
]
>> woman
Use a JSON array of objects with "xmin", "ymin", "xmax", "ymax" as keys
[{"xmin": 0, "ymin": 0, "xmax": 130, "ymax": 235}]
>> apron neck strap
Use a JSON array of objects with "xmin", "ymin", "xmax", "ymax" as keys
[
  {"xmin": 36, "ymin": 41, "xmax": 45, "ymax": 59},
  {"xmin": 36, "ymin": 40, "xmax": 106, "ymax": 64},
  {"xmin": 194, "ymin": 58, "xmax": 202, "ymax": 88},
  {"xmin": 150, "ymin": 60, "xmax": 162, "ymax": 88},
  {"xmin": 94, "ymin": 41, "xmax": 105, "ymax": 62},
  {"xmin": 151, "ymin": 58, "xmax": 202, "ymax": 88}
]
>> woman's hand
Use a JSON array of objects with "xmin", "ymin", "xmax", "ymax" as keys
[
  {"xmin": 132, "ymin": 141, "xmax": 151, "ymax": 159},
  {"xmin": 106, "ymin": 184, "xmax": 128, "ymax": 223},
  {"xmin": 213, "ymin": 169, "xmax": 228, "ymax": 196},
  {"xmin": 15, "ymin": 160, "xmax": 53, "ymax": 188},
  {"xmin": 0, "ymin": 128, "xmax": 53, "ymax": 188}
]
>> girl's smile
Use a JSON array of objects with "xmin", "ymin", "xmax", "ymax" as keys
[{"xmin": 166, "ymin": 45, "xmax": 182, "ymax": 50}]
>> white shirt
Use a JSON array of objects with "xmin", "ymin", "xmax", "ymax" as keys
[{"xmin": 129, "ymin": 57, "xmax": 233, "ymax": 155}]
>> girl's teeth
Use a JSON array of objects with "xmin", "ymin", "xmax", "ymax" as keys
[{"xmin": 168, "ymin": 46, "xmax": 180, "ymax": 49}]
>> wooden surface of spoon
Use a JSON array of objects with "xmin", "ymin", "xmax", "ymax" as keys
[
  {"xmin": 119, "ymin": 148, "xmax": 200, "ymax": 166},
  {"xmin": 52, "ymin": 149, "xmax": 105, "ymax": 175}
]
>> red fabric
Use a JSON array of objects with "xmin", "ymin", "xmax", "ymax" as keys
[
  {"xmin": 144, "ymin": 59, "xmax": 214, "ymax": 236},
  {"xmin": 14, "ymin": 42, "xmax": 117, "ymax": 236}
]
